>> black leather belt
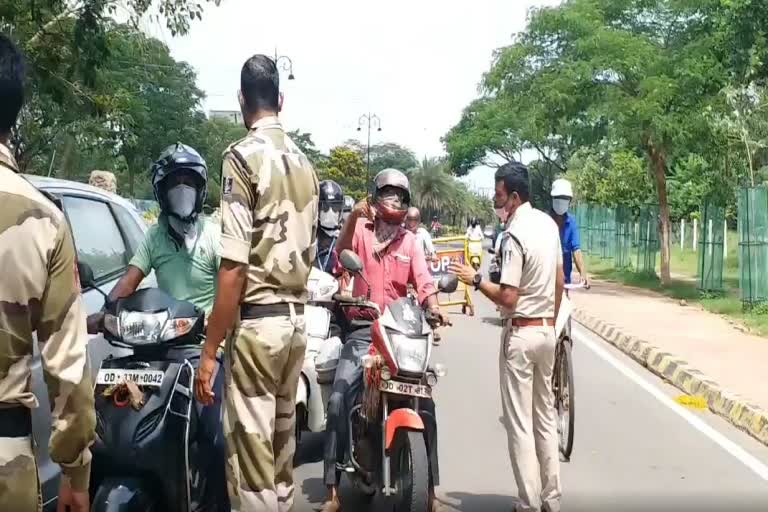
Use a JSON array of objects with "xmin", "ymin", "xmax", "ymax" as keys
[
  {"xmin": 0, "ymin": 405, "xmax": 32, "ymax": 437},
  {"xmin": 240, "ymin": 303, "xmax": 304, "ymax": 320}
]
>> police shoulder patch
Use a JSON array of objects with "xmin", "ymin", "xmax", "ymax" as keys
[{"xmin": 223, "ymin": 176, "xmax": 234, "ymax": 197}]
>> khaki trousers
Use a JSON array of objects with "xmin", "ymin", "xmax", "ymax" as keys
[
  {"xmin": 223, "ymin": 305, "xmax": 307, "ymax": 512},
  {"xmin": 499, "ymin": 323, "xmax": 562, "ymax": 512}
]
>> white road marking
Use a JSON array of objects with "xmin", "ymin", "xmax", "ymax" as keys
[{"xmin": 575, "ymin": 327, "xmax": 768, "ymax": 482}]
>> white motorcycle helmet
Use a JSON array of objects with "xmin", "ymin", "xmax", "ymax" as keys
[{"xmin": 551, "ymin": 178, "xmax": 573, "ymax": 216}]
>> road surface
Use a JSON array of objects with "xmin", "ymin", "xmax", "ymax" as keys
[{"xmin": 292, "ymin": 287, "xmax": 768, "ymax": 511}]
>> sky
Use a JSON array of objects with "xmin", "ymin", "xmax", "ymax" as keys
[{"xmin": 144, "ymin": 0, "xmax": 561, "ymax": 191}]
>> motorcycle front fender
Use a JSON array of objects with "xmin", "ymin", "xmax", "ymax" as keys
[
  {"xmin": 385, "ymin": 408, "xmax": 424, "ymax": 450},
  {"xmin": 91, "ymin": 477, "xmax": 158, "ymax": 512}
]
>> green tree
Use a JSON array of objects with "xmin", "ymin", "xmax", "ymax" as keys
[
  {"xmin": 343, "ymin": 140, "xmax": 417, "ymax": 174},
  {"xmin": 3, "ymin": 0, "xmax": 222, "ymax": 182},
  {"xmin": 567, "ymin": 148, "xmax": 654, "ymax": 211},
  {"xmin": 470, "ymin": 0, "xmax": 732, "ymax": 283},
  {"xmin": 318, "ymin": 146, "xmax": 368, "ymax": 200},
  {"xmin": 442, "ymin": 97, "xmax": 523, "ymax": 175},
  {"xmin": 288, "ymin": 129, "xmax": 325, "ymax": 167},
  {"xmin": 408, "ymin": 157, "xmax": 457, "ymax": 216}
]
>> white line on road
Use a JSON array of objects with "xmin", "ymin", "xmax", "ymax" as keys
[{"xmin": 575, "ymin": 328, "xmax": 768, "ymax": 482}]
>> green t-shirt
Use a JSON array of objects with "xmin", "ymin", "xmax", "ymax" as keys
[{"xmin": 129, "ymin": 216, "xmax": 220, "ymax": 315}]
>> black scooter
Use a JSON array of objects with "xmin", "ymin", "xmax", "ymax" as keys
[{"xmin": 79, "ymin": 263, "xmax": 228, "ymax": 512}]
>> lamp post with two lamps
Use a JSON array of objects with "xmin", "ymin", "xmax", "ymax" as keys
[{"xmin": 357, "ymin": 112, "xmax": 381, "ymax": 184}]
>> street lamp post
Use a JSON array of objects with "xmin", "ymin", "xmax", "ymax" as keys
[
  {"xmin": 274, "ymin": 49, "xmax": 295, "ymax": 80},
  {"xmin": 357, "ymin": 112, "xmax": 381, "ymax": 184}
]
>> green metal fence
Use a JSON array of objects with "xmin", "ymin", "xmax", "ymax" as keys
[
  {"xmin": 698, "ymin": 200, "xmax": 725, "ymax": 292},
  {"xmin": 615, "ymin": 207, "xmax": 635, "ymax": 269},
  {"xmin": 738, "ymin": 187, "xmax": 768, "ymax": 306},
  {"xmin": 636, "ymin": 205, "xmax": 659, "ymax": 275},
  {"xmin": 594, "ymin": 206, "xmax": 617, "ymax": 260}
]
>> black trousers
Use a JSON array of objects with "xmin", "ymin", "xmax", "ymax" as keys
[{"xmin": 322, "ymin": 326, "xmax": 440, "ymax": 487}]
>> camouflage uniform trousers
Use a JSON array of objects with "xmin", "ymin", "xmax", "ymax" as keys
[
  {"xmin": 223, "ymin": 304, "xmax": 307, "ymax": 512},
  {"xmin": 0, "ymin": 435, "xmax": 41, "ymax": 512}
]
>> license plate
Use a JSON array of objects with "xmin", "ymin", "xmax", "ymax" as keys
[
  {"xmin": 379, "ymin": 379, "xmax": 431, "ymax": 399},
  {"xmin": 96, "ymin": 368, "xmax": 165, "ymax": 388}
]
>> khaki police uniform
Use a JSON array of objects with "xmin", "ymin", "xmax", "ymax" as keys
[
  {"xmin": 219, "ymin": 116, "xmax": 319, "ymax": 512},
  {"xmin": 0, "ymin": 143, "xmax": 96, "ymax": 511},
  {"xmin": 499, "ymin": 202, "xmax": 562, "ymax": 512}
]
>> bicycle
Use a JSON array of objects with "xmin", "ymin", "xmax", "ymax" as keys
[{"xmin": 553, "ymin": 281, "xmax": 587, "ymax": 461}]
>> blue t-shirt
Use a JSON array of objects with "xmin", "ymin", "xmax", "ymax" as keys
[{"xmin": 559, "ymin": 213, "xmax": 581, "ymax": 284}]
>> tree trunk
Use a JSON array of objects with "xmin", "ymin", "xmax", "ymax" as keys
[{"xmin": 647, "ymin": 143, "xmax": 672, "ymax": 285}]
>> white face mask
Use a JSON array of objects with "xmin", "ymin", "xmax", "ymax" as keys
[
  {"xmin": 553, "ymin": 198, "xmax": 570, "ymax": 216},
  {"xmin": 167, "ymin": 184, "xmax": 197, "ymax": 219},
  {"xmin": 319, "ymin": 208, "xmax": 342, "ymax": 229}
]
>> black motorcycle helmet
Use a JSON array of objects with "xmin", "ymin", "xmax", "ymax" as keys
[
  {"xmin": 318, "ymin": 180, "xmax": 344, "ymax": 230},
  {"xmin": 151, "ymin": 143, "xmax": 208, "ymax": 220}
]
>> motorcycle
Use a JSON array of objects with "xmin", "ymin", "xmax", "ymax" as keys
[
  {"xmin": 335, "ymin": 250, "xmax": 458, "ymax": 512},
  {"xmin": 78, "ymin": 263, "xmax": 228, "ymax": 512},
  {"xmin": 296, "ymin": 266, "xmax": 343, "ymax": 440}
]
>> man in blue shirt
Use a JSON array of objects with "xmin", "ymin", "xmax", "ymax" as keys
[{"xmin": 551, "ymin": 178, "xmax": 589, "ymax": 286}]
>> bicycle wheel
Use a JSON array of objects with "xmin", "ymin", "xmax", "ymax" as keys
[{"xmin": 556, "ymin": 339, "xmax": 575, "ymax": 460}]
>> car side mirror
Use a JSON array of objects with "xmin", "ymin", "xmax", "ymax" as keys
[
  {"xmin": 437, "ymin": 274, "xmax": 459, "ymax": 294},
  {"xmin": 339, "ymin": 249, "xmax": 364, "ymax": 274},
  {"xmin": 77, "ymin": 262, "xmax": 96, "ymax": 289}
]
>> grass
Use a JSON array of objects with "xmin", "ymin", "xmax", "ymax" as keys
[{"xmin": 585, "ymin": 235, "xmax": 768, "ymax": 337}]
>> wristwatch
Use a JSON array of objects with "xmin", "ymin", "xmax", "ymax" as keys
[{"xmin": 473, "ymin": 273, "xmax": 482, "ymax": 291}]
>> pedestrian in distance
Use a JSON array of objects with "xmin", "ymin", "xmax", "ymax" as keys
[
  {"xmin": 0, "ymin": 33, "xmax": 96, "ymax": 512},
  {"xmin": 550, "ymin": 178, "xmax": 589, "ymax": 289},
  {"xmin": 405, "ymin": 206, "xmax": 437, "ymax": 261},
  {"xmin": 194, "ymin": 54, "xmax": 320, "ymax": 512},
  {"xmin": 449, "ymin": 161, "xmax": 564, "ymax": 512}
]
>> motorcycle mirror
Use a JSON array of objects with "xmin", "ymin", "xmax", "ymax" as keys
[
  {"xmin": 339, "ymin": 249, "xmax": 364, "ymax": 274},
  {"xmin": 78, "ymin": 262, "xmax": 96, "ymax": 289},
  {"xmin": 437, "ymin": 274, "xmax": 459, "ymax": 294},
  {"xmin": 78, "ymin": 262, "xmax": 109, "ymax": 300}
]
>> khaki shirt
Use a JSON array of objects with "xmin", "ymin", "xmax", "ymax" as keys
[
  {"xmin": 499, "ymin": 202, "xmax": 562, "ymax": 319},
  {"xmin": 219, "ymin": 117, "xmax": 319, "ymax": 305},
  {"xmin": 0, "ymin": 143, "xmax": 95, "ymax": 490}
]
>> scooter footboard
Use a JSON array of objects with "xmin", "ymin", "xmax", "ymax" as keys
[
  {"xmin": 92, "ymin": 477, "xmax": 158, "ymax": 512},
  {"xmin": 384, "ymin": 408, "xmax": 424, "ymax": 450}
]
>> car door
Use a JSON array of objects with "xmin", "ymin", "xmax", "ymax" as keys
[{"xmin": 33, "ymin": 193, "xmax": 148, "ymax": 510}]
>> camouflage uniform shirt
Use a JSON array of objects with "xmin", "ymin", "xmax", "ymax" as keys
[
  {"xmin": 219, "ymin": 117, "xmax": 319, "ymax": 304},
  {"xmin": 0, "ymin": 143, "xmax": 96, "ymax": 491}
]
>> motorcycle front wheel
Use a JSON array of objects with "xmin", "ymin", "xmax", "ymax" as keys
[{"xmin": 391, "ymin": 430, "xmax": 430, "ymax": 512}]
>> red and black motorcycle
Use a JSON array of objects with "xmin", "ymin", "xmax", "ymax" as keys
[{"xmin": 336, "ymin": 250, "xmax": 456, "ymax": 512}]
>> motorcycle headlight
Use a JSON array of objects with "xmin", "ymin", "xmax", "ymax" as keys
[
  {"xmin": 104, "ymin": 313, "xmax": 120, "ymax": 337},
  {"xmin": 389, "ymin": 332, "xmax": 428, "ymax": 374},
  {"xmin": 160, "ymin": 317, "xmax": 197, "ymax": 341},
  {"xmin": 119, "ymin": 310, "xmax": 169, "ymax": 345}
]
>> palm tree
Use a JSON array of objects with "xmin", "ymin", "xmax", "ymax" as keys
[{"xmin": 408, "ymin": 157, "xmax": 459, "ymax": 220}]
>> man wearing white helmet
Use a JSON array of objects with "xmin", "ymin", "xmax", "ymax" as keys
[
  {"xmin": 320, "ymin": 168, "xmax": 450, "ymax": 512},
  {"xmin": 551, "ymin": 178, "xmax": 589, "ymax": 287}
]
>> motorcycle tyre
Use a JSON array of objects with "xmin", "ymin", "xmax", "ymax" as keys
[{"xmin": 391, "ymin": 430, "xmax": 429, "ymax": 512}]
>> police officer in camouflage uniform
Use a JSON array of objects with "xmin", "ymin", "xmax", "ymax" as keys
[
  {"xmin": 194, "ymin": 54, "xmax": 319, "ymax": 512},
  {"xmin": 0, "ymin": 34, "xmax": 96, "ymax": 512}
]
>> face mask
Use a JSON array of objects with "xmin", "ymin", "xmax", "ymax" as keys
[
  {"xmin": 166, "ymin": 184, "xmax": 197, "ymax": 219},
  {"xmin": 319, "ymin": 209, "xmax": 341, "ymax": 229},
  {"xmin": 553, "ymin": 198, "xmax": 570, "ymax": 216},
  {"xmin": 495, "ymin": 207, "xmax": 509, "ymax": 223}
]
